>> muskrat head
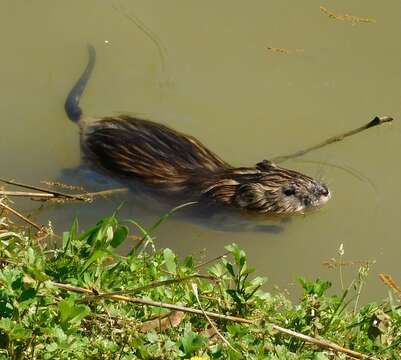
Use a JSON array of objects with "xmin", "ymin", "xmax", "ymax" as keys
[{"xmin": 233, "ymin": 160, "xmax": 331, "ymax": 215}]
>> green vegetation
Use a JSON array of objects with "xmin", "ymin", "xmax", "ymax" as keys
[{"xmin": 0, "ymin": 212, "xmax": 400, "ymax": 359}]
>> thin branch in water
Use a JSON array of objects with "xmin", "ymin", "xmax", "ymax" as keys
[
  {"xmin": 0, "ymin": 177, "xmax": 85, "ymax": 201},
  {"xmin": 51, "ymin": 281, "xmax": 379, "ymax": 360},
  {"xmin": 83, "ymin": 188, "xmax": 128, "ymax": 199},
  {"xmin": 41, "ymin": 181, "xmax": 85, "ymax": 192},
  {"xmin": 0, "ymin": 191, "xmax": 54, "ymax": 199},
  {"xmin": 267, "ymin": 46, "xmax": 304, "ymax": 55},
  {"xmin": 272, "ymin": 116, "xmax": 393, "ymax": 163},
  {"xmin": 0, "ymin": 187, "xmax": 129, "ymax": 202},
  {"xmin": 0, "ymin": 201, "xmax": 43, "ymax": 231},
  {"xmin": 320, "ymin": 6, "xmax": 376, "ymax": 25}
]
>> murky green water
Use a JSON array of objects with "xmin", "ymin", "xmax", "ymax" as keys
[{"xmin": 1, "ymin": 0, "xmax": 401, "ymax": 301}]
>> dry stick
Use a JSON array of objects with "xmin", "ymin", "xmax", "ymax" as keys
[
  {"xmin": 0, "ymin": 191, "xmax": 54, "ymax": 199},
  {"xmin": 51, "ymin": 281, "xmax": 378, "ymax": 360},
  {"xmin": 0, "ymin": 188, "xmax": 129, "ymax": 201},
  {"xmin": 83, "ymin": 188, "xmax": 128, "ymax": 198},
  {"xmin": 0, "ymin": 201, "xmax": 43, "ymax": 231},
  {"xmin": 0, "ymin": 177, "xmax": 85, "ymax": 200},
  {"xmin": 272, "ymin": 116, "xmax": 393, "ymax": 163}
]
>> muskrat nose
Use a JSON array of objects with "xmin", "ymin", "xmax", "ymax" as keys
[{"xmin": 321, "ymin": 185, "xmax": 329, "ymax": 197}]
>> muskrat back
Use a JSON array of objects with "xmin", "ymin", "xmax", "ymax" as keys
[{"xmin": 65, "ymin": 45, "xmax": 331, "ymax": 215}]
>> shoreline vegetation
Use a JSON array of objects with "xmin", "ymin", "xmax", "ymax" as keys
[{"xmin": 0, "ymin": 205, "xmax": 400, "ymax": 359}]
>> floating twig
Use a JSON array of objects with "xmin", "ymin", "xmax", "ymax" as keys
[
  {"xmin": 0, "ymin": 201, "xmax": 43, "ymax": 231},
  {"xmin": 0, "ymin": 187, "xmax": 128, "ymax": 202},
  {"xmin": 51, "ymin": 281, "xmax": 379, "ymax": 360},
  {"xmin": 323, "ymin": 258, "xmax": 376, "ymax": 269},
  {"xmin": 0, "ymin": 177, "xmax": 85, "ymax": 201},
  {"xmin": 0, "ymin": 191, "xmax": 54, "ymax": 199},
  {"xmin": 267, "ymin": 46, "xmax": 304, "ymax": 55},
  {"xmin": 320, "ymin": 6, "xmax": 376, "ymax": 25},
  {"xmin": 272, "ymin": 116, "xmax": 393, "ymax": 163},
  {"xmin": 41, "ymin": 181, "xmax": 85, "ymax": 192},
  {"xmin": 83, "ymin": 188, "xmax": 128, "ymax": 199}
]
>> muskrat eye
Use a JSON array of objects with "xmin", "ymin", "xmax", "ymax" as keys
[
  {"xmin": 283, "ymin": 187, "xmax": 296, "ymax": 196},
  {"xmin": 321, "ymin": 185, "xmax": 329, "ymax": 197}
]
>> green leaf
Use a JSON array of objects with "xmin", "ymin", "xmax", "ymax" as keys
[
  {"xmin": 126, "ymin": 219, "xmax": 153, "ymax": 255},
  {"xmin": 23, "ymin": 265, "xmax": 49, "ymax": 282},
  {"xmin": 110, "ymin": 225, "xmax": 128, "ymax": 248},
  {"xmin": 20, "ymin": 287, "xmax": 37, "ymax": 302},
  {"xmin": 225, "ymin": 243, "xmax": 246, "ymax": 267},
  {"xmin": 180, "ymin": 331, "xmax": 206, "ymax": 355},
  {"xmin": 148, "ymin": 202, "xmax": 197, "ymax": 233},
  {"xmin": 223, "ymin": 260, "xmax": 236, "ymax": 278},
  {"xmin": 183, "ymin": 256, "xmax": 193, "ymax": 269},
  {"xmin": 313, "ymin": 353, "xmax": 329, "ymax": 360},
  {"xmin": 63, "ymin": 217, "xmax": 78, "ymax": 254},
  {"xmin": 9, "ymin": 324, "xmax": 32, "ymax": 340},
  {"xmin": 80, "ymin": 249, "xmax": 108, "ymax": 274},
  {"xmin": 59, "ymin": 297, "xmax": 90, "ymax": 329},
  {"xmin": 79, "ymin": 224, "xmax": 101, "ymax": 243},
  {"xmin": 226, "ymin": 289, "xmax": 245, "ymax": 304},
  {"xmin": 0, "ymin": 319, "xmax": 31, "ymax": 340},
  {"xmin": 163, "ymin": 248, "xmax": 177, "ymax": 274},
  {"xmin": 299, "ymin": 278, "xmax": 331, "ymax": 297},
  {"xmin": 0, "ymin": 318, "xmax": 12, "ymax": 331},
  {"xmin": 46, "ymin": 342, "xmax": 58, "ymax": 352}
]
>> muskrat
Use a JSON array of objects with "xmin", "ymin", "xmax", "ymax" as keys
[{"xmin": 64, "ymin": 45, "xmax": 331, "ymax": 216}]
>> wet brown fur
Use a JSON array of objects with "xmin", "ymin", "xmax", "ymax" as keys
[{"xmin": 79, "ymin": 116, "xmax": 330, "ymax": 215}]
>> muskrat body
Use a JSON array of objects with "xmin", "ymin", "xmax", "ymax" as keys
[{"xmin": 65, "ymin": 45, "xmax": 331, "ymax": 215}]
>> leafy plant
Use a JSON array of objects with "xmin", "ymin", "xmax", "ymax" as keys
[
  {"xmin": 0, "ymin": 213, "xmax": 399, "ymax": 359},
  {"xmin": 221, "ymin": 243, "xmax": 267, "ymax": 315}
]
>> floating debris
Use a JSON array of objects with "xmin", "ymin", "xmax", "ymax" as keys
[
  {"xmin": 320, "ymin": 6, "xmax": 376, "ymax": 25},
  {"xmin": 266, "ymin": 46, "xmax": 304, "ymax": 55},
  {"xmin": 41, "ymin": 180, "xmax": 86, "ymax": 192},
  {"xmin": 323, "ymin": 258, "xmax": 376, "ymax": 269}
]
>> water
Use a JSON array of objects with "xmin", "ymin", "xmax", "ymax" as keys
[{"xmin": 1, "ymin": 0, "xmax": 400, "ymax": 301}]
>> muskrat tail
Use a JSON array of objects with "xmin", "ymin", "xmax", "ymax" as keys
[{"xmin": 64, "ymin": 44, "xmax": 96, "ymax": 122}]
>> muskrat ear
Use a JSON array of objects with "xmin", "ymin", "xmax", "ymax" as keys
[{"xmin": 256, "ymin": 160, "xmax": 277, "ymax": 171}]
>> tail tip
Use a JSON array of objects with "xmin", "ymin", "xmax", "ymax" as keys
[{"xmin": 64, "ymin": 97, "xmax": 82, "ymax": 122}]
